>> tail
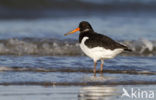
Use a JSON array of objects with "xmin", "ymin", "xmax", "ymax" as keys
[
  {"xmin": 119, "ymin": 43, "xmax": 132, "ymax": 52},
  {"xmin": 124, "ymin": 48, "xmax": 132, "ymax": 52},
  {"xmin": 118, "ymin": 42, "xmax": 132, "ymax": 52}
]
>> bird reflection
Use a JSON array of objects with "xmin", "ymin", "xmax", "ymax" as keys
[{"xmin": 78, "ymin": 85, "xmax": 117, "ymax": 100}]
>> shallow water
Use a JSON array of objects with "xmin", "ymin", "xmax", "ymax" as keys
[
  {"xmin": 1, "ymin": 85, "xmax": 156, "ymax": 100},
  {"xmin": 0, "ymin": 56, "xmax": 156, "ymax": 84},
  {"xmin": 0, "ymin": 56, "xmax": 156, "ymax": 99}
]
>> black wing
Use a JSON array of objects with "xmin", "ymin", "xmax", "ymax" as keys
[{"xmin": 84, "ymin": 33, "xmax": 130, "ymax": 51}]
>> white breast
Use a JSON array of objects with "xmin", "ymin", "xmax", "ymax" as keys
[{"xmin": 79, "ymin": 37, "xmax": 124, "ymax": 62}]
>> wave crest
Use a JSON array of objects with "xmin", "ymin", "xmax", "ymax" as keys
[{"xmin": 0, "ymin": 38, "xmax": 155, "ymax": 56}]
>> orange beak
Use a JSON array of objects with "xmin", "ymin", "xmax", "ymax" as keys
[{"xmin": 64, "ymin": 27, "xmax": 80, "ymax": 36}]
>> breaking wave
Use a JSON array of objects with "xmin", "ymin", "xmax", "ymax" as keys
[{"xmin": 0, "ymin": 38, "xmax": 155, "ymax": 56}]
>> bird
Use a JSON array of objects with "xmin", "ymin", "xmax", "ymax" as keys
[{"xmin": 64, "ymin": 21, "xmax": 131, "ymax": 76}]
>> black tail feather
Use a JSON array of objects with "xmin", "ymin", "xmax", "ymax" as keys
[
  {"xmin": 124, "ymin": 48, "xmax": 132, "ymax": 52},
  {"xmin": 119, "ymin": 43, "xmax": 132, "ymax": 52}
]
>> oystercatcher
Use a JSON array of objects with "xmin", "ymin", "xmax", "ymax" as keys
[{"xmin": 64, "ymin": 21, "xmax": 131, "ymax": 76}]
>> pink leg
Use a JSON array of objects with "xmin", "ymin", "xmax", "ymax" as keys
[
  {"xmin": 100, "ymin": 59, "xmax": 104, "ymax": 73},
  {"xmin": 93, "ymin": 61, "xmax": 97, "ymax": 76}
]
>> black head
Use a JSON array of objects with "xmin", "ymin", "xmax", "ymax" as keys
[
  {"xmin": 64, "ymin": 21, "xmax": 94, "ymax": 36},
  {"xmin": 79, "ymin": 21, "xmax": 94, "ymax": 32}
]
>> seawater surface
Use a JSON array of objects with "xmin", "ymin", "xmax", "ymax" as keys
[
  {"xmin": 0, "ymin": 56, "xmax": 156, "ymax": 100},
  {"xmin": 0, "ymin": 16, "xmax": 156, "ymax": 40}
]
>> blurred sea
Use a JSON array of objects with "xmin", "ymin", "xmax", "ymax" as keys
[{"xmin": 0, "ymin": 0, "xmax": 156, "ymax": 100}]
